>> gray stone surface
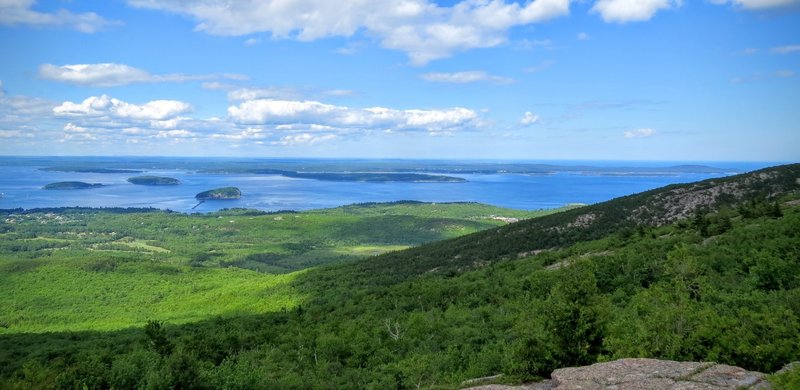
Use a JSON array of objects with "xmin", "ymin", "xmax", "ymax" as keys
[{"xmin": 466, "ymin": 359, "xmax": 769, "ymax": 390}]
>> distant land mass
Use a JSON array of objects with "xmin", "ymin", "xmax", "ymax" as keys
[
  {"xmin": 14, "ymin": 157, "xmax": 747, "ymax": 178},
  {"xmin": 43, "ymin": 181, "xmax": 103, "ymax": 190},
  {"xmin": 249, "ymin": 170, "xmax": 466, "ymax": 182},
  {"xmin": 195, "ymin": 187, "xmax": 241, "ymax": 200},
  {"xmin": 127, "ymin": 176, "xmax": 180, "ymax": 186},
  {"xmin": 40, "ymin": 167, "xmax": 142, "ymax": 174}
]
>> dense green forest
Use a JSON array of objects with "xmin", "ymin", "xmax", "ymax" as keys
[
  {"xmin": 1, "ymin": 165, "xmax": 798, "ymax": 389},
  {"xmin": 0, "ymin": 202, "xmax": 555, "ymax": 333},
  {"xmin": 127, "ymin": 176, "xmax": 181, "ymax": 186},
  {"xmin": 194, "ymin": 187, "xmax": 242, "ymax": 200},
  {"xmin": 42, "ymin": 182, "xmax": 104, "ymax": 190}
]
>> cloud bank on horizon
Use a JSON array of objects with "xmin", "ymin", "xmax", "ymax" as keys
[{"xmin": 0, "ymin": 0, "xmax": 798, "ymax": 160}]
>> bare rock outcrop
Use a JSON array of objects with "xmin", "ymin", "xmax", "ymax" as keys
[{"xmin": 467, "ymin": 358, "xmax": 769, "ymax": 390}]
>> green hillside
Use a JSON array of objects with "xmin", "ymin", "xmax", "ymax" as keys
[
  {"xmin": 0, "ymin": 202, "xmax": 557, "ymax": 334},
  {"xmin": 1, "ymin": 165, "xmax": 798, "ymax": 388}
]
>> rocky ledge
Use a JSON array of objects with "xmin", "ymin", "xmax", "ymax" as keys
[{"xmin": 468, "ymin": 358, "xmax": 770, "ymax": 390}]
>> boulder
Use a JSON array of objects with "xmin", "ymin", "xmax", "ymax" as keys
[{"xmin": 467, "ymin": 358, "xmax": 769, "ymax": 390}]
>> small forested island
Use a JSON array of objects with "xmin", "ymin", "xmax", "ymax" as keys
[
  {"xmin": 127, "ymin": 176, "xmax": 180, "ymax": 186},
  {"xmin": 195, "ymin": 187, "xmax": 241, "ymax": 200},
  {"xmin": 42, "ymin": 181, "xmax": 103, "ymax": 190}
]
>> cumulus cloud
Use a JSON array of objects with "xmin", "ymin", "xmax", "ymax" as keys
[
  {"xmin": 709, "ymin": 0, "xmax": 799, "ymax": 10},
  {"xmin": 227, "ymin": 99, "xmax": 478, "ymax": 133},
  {"xmin": 0, "ymin": 0, "xmax": 119, "ymax": 32},
  {"xmin": 275, "ymin": 133, "xmax": 338, "ymax": 145},
  {"xmin": 155, "ymin": 129, "xmax": 197, "ymax": 138},
  {"xmin": 39, "ymin": 63, "xmax": 219, "ymax": 87},
  {"xmin": 771, "ymin": 45, "xmax": 800, "ymax": 54},
  {"xmin": 202, "ymin": 82, "xmax": 301, "ymax": 101},
  {"xmin": 520, "ymin": 111, "xmax": 539, "ymax": 125},
  {"xmin": 624, "ymin": 128, "xmax": 657, "ymax": 138},
  {"xmin": 127, "ymin": 0, "xmax": 572, "ymax": 65},
  {"xmin": 421, "ymin": 70, "xmax": 513, "ymax": 84},
  {"xmin": 53, "ymin": 95, "xmax": 192, "ymax": 120},
  {"xmin": 591, "ymin": 0, "xmax": 681, "ymax": 23}
]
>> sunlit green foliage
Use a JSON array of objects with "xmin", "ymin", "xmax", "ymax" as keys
[
  {"xmin": 0, "ymin": 202, "xmax": 555, "ymax": 333},
  {"xmin": 1, "ymin": 165, "xmax": 798, "ymax": 388}
]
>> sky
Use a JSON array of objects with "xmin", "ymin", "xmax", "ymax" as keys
[{"xmin": 0, "ymin": 0, "xmax": 798, "ymax": 161}]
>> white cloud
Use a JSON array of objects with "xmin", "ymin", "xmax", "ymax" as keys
[
  {"xmin": 64, "ymin": 123, "xmax": 89, "ymax": 133},
  {"xmin": 624, "ymin": 128, "xmax": 657, "ymax": 138},
  {"xmin": 771, "ymin": 45, "xmax": 800, "ymax": 54},
  {"xmin": 275, "ymin": 133, "xmax": 337, "ymax": 145},
  {"xmin": 577, "ymin": 32, "xmax": 590, "ymax": 40},
  {"xmin": 421, "ymin": 70, "xmax": 512, "ymax": 84},
  {"xmin": 155, "ymin": 129, "xmax": 197, "ymax": 138},
  {"xmin": 322, "ymin": 89, "xmax": 355, "ymax": 97},
  {"xmin": 212, "ymin": 128, "xmax": 267, "ymax": 140},
  {"xmin": 521, "ymin": 111, "xmax": 539, "ymax": 125},
  {"xmin": 710, "ymin": 0, "xmax": 799, "ymax": 10},
  {"xmin": 591, "ymin": 0, "xmax": 680, "ymax": 23},
  {"xmin": 127, "ymin": 0, "xmax": 572, "ymax": 65},
  {"xmin": 0, "ymin": 0, "xmax": 119, "ymax": 32},
  {"xmin": 39, "ymin": 63, "xmax": 218, "ymax": 87},
  {"xmin": 0, "ymin": 80, "xmax": 4, "ymax": 97},
  {"xmin": 53, "ymin": 95, "xmax": 192, "ymax": 120},
  {"xmin": 202, "ymin": 82, "xmax": 301, "ymax": 101},
  {"xmin": 775, "ymin": 70, "xmax": 795, "ymax": 77},
  {"xmin": 228, "ymin": 87, "xmax": 300, "ymax": 101},
  {"xmin": 227, "ymin": 99, "xmax": 479, "ymax": 133}
]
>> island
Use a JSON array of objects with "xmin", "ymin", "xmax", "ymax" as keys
[
  {"xmin": 127, "ymin": 176, "xmax": 180, "ymax": 186},
  {"xmin": 43, "ymin": 181, "xmax": 104, "ymax": 190},
  {"xmin": 195, "ymin": 187, "xmax": 241, "ymax": 200}
]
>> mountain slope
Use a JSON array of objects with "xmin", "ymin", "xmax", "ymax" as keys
[
  {"xmin": 1, "ymin": 164, "xmax": 798, "ymax": 389},
  {"xmin": 344, "ymin": 163, "xmax": 800, "ymax": 285}
]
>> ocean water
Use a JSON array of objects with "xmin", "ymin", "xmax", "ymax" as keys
[{"xmin": 0, "ymin": 158, "xmax": 775, "ymax": 213}]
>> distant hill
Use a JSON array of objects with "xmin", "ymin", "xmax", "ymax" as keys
[{"xmin": 361, "ymin": 163, "xmax": 800, "ymax": 280}]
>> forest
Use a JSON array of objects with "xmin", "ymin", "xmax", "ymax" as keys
[{"xmin": 0, "ymin": 165, "xmax": 798, "ymax": 389}]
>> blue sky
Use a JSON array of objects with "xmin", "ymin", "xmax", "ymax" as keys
[{"xmin": 0, "ymin": 0, "xmax": 798, "ymax": 161}]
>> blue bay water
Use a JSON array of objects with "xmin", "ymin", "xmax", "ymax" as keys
[{"xmin": 0, "ymin": 159, "xmax": 773, "ymax": 213}]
